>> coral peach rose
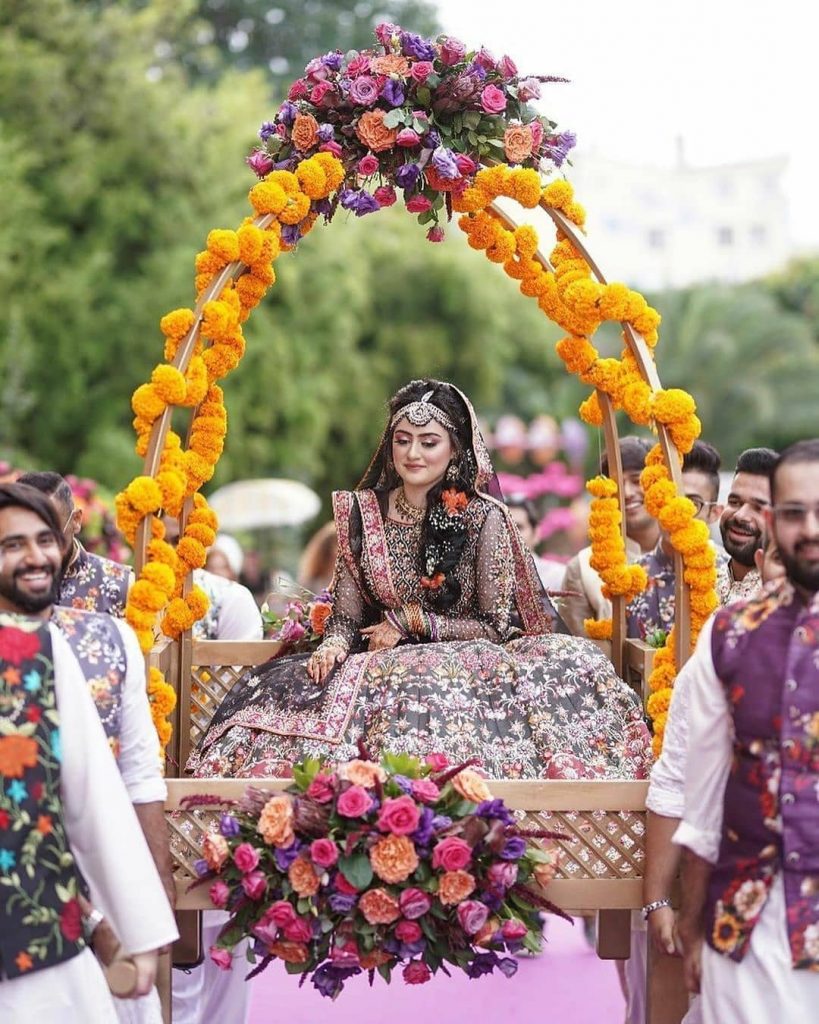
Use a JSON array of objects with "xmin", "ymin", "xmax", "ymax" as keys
[
  {"xmin": 503, "ymin": 124, "xmax": 534, "ymax": 164},
  {"xmin": 289, "ymin": 857, "xmax": 320, "ymax": 897},
  {"xmin": 437, "ymin": 870, "xmax": 476, "ymax": 905},
  {"xmin": 355, "ymin": 110, "xmax": 398, "ymax": 153},
  {"xmin": 370, "ymin": 834, "xmax": 419, "ymax": 884},
  {"xmin": 291, "ymin": 114, "xmax": 320, "ymax": 151},
  {"xmin": 370, "ymin": 54, "xmax": 411, "ymax": 76},
  {"xmin": 360, "ymin": 949, "xmax": 393, "ymax": 970},
  {"xmin": 451, "ymin": 769, "xmax": 492, "ymax": 803},
  {"xmin": 341, "ymin": 759, "xmax": 387, "ymax": 789},
  {"xmin": 269, "ymin": 940, "xmax": 309, "ymax": 964},
  {"xmin": 203, "ymin": 833, "xmax": 229, "ymax": 871},
  {"xmin": 257, "ymin": 795, "xmax": 295, "ymax": 848},
  {"xmin": 359, "ymin": 888, "xmax": 401, "ymax": 925}
]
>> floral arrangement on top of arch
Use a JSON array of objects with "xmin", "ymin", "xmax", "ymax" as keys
[{"xmin": 115, "ymin": 22, "xmax": 716, "ymax": 761}]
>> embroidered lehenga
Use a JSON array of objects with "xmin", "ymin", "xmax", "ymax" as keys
[{"xmin": 189, "ymin": 385, "xmax": 651, "ymax": 781}]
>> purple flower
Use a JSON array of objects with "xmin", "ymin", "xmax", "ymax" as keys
[
  {"xmin": 273, "ymin": 840, "xmax": 302, "ymax": 871},
  {"xmin": 246, "ymin": 150, "xmax": 274, "ymax": 178},
  {"xmin": 423, "ymin": 129, "xmax": 441, "ymax": 149},
  {"xmin": 339, "ymin": 188, "xmax": 380, "ymax": 217},
  {"xmin": 479, "ymin": 887, "xmax": 504, "ymax": 912},
  {"xmin": 276, "ymin": 101, "xmax": 298, "ymax": 125},
  {"xmin": 258, "ymin": 120, "xmax": 277, "ymax": 141},
  {"xmin": 395, "ymin": 162, "xmax": 421, "ymax": 190},
  {"xmin": 219, "ymin": 814, "xmax": 240, "ymax": 838},
  {"xmin": 382, "ymin": 78, "xmax": 405, "ymax": 107},
  {"xmin": 349, "ymin": 75, "xmax": 379, "ymax": 106},
  {"xmin": 431, "ymin": 814, "xmax": 452, "ymax": 831},
  {"xmin": 400, "ymin": 31, "xmax": 436, "ymax": 61},
  {"xmin": 547, "ymin": 131, "xmax": 577, "ymax": 168},
  {"xmin": 498, "ymin": 957, "xmax": 518, "ymax": 978},
  {"xmin": 392, "ymin": 775, "xmax": 413, "ymax": 795},
  {"xmin": 411, "ymin": 806, "xmax": 435, "ymax": 847},
  {"xmin": 193, "ymin": 859, "xmax": 209, "ymax": 878},
  {"xmin": 329, "ymin": 893, "xmax": 358, "ymax": 913},
  {"xmin": 321, "ymin": 51, "xmax": 343, "ymax": 71},
  {"xmin": 317, "ymin": 122, "xmax": 335, "ymax": 142},
  {"xmin": 466, "ymin": 61, "xmax": 487, "ymax": 81},
  {"xmin": 314, "ymin": 198, "xmax": 333, "ymax": 221},
  {"xmin": 476, "ymin": 799, "xmax": 515, "ymax": 825},
  {"xmin": 466, "ymin": 951, "xmax": 499, "ymax": 978},
  {"xmin": 431, "ymin": 146, "xmax": 459, "ymax": 180},
  {"xmin": 500, "ymin": 836, "xmax": 527, "ymax": 861},
  {"xmin": 312, "ymin": 963, "xmax": 359, "ymax": 999}
]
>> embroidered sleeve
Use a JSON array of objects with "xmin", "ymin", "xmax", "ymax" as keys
[
  {"xmin": 434, "ymin": 506, "xmax": 515, "ymax": 643},
  {"xmin": 320, "ymin": 548, "xmax": 363, "ymax": 654}
]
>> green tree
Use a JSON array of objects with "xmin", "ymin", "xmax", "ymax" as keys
[{"xmin": 765, "ymin": 256, "xmax": 819, "ymax": 343}]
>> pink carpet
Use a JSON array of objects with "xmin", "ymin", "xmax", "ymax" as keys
[{"xmin": 248, "ymin": 917, "xmax": 624, "ymax": 1024}]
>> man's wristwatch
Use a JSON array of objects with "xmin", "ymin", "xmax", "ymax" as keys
[
  {"xmin": 642, "ymin": 897, "xmax": 672, "ymax": 920},
  {"xmin": 82, "ymin": 906, "xmax": 105, "ymax": 943}
]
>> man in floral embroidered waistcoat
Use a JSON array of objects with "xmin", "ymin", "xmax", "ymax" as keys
[
  {"xmin": 18, "ymin": 471, "xmax": 132, "ymax": 617},
  {"xmin": 675, "ymin": 439, "xmax": 819, "ymax": 1023}
]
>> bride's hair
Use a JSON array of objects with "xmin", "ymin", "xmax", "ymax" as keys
[{"xmin": 384, "ymin": 379, "xmax": 476, "ymax": 612}]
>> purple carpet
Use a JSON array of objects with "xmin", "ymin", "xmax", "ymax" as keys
[{"xmin": 248, "ymin": 917, "xmax": 624, "ymax": 1023}]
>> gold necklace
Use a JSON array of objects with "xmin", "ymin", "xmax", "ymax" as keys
[{"xmin": 395, "ymin": 487, "xmax": 425, "ymax": 523}]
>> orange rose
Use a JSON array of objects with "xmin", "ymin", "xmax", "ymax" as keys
[
  {"xmin": 309, "ymin": 602, "xmax": 332, "ymax": 636},
  {"xmin": 438, "ymin": 870, "xmax": 476, "ymax": 906},
  {"xmin": 0, "ymin": 735, "xmax": 38, "ymax": 778},
  {"xmin": 289, "ymin": 857, "xmax": 320, "ymax": 897},
  {"xmin": 355, "ymin": 110, "xmax": 398, "ymax": 153},
  {"xmin": 370, "ymin": 834, "xmax": 419, "ymax": 884},
  {"xmin": 359, "ymin": 888, "xmax": 401, "ymax": 925},
  {"xmin": 340, "ymin": 759, "xmax": 387, "ymax": 789},
  {"xmin": 291, "ymin": 114, "xmax": 320, "ymax": 152},
  {"xmin": 370, "ymin": 54, "xmax": 411, "ymax": 76},
  {"xmin": 257, "ymin": 795, "xmax": 295, "ymax": 848},
  {"xmin": 451, "ymin": 769, "xmax": 492, "ymax": 804},
  {"xmin": 269, "ymin": 940, "xmax": 309, "ymax": 964},
  {"xmin": 503, "ymin": 124, "xmax": 534, "ymax": 164}
]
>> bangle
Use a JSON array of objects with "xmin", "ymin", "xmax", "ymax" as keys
[
  {"xmin": 642, "ymin": 898, "xmax": 672, "ymax": 920},
  {"xmin": 82, "ymin": 906, "xmax": 105, "ymax": 942}
]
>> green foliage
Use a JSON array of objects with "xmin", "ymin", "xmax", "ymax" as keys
[{"xmin": 765, "ymin": 256, "xmax": 819, "ymax": 343}]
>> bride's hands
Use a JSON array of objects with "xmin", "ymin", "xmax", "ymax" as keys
[
  {"xmin": 306, "ymin": 643, "xmax": 346, "ymax": 684},
  {"xmin": 360, "ymin": 620, "xmax": 403, "ymax": 652}
]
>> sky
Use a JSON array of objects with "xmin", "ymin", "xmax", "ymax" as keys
[{"xmin": 434, "ymin": 0, "xmax": 819, "ymax": 249}]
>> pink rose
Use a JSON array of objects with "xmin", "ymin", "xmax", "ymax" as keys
[
  {"xmin": 439, "ymin": 37, "xmax": 466, "ymax": 66},
  {"xmin": 457, "ymin": 899, "xmax": 490, "ymax": 935},
  {"xmin": 266, "ymin": 901, "xmax": 297, "ymax": 928},
  {"xmin": 455, "ymin": 154, "xmax": 477, "ymax": 176},
  {"xmin": 410, "ymin": 61, "xmax": 434, "ymax": 83},
  {"xmin": 399, "ymin": 888, "xmax": 432, "ymax": 919},
  {"xmin": 357, "ymin": 154, "xmax": 379, "ymax": 176},
  {"xmin": 432, "ymin": 836, "xmax": 472, "ymax": 872},
  {"xmin": 396, "ymin": 128, "xmax": 421, "ymax": 147},
  {"xmin": 310, "ymin": 838, "xmax": 339, "ymax": 869},
  {"xmin": 426, "ymin": 226, "xmax": 445, "ymax": 243},
  {"xmin": 335, "ymin": 871, "xmax": 359, "ymax": 894},
  {"xmin": 425, "ymin": 753, "xmax": 449, "ymax": 771},
  {"xmin": 251, "ymin": 918, "xmax": 278, "ymax": 945},
  {"xmin": 475, "ymin": 47, "xmax": 497, "ymax": 71},
  {"xmin": 246, "ymin": 150, "xmax": 274, "ymax": 178},
  {"xmin": 319, "ymin": 140, "xmax": 343, "ymax": 157},
  {"xmin": 517, "ymin": 77, "xmax": 542, "ymax": 102},
  {"xmin": 283, "ymin": 916, "xmax": 313, "ymax": 943},
  {"xmin": 288, "ymin": 79, "xmax": 308, "ymax": 100},
  {"xmin": 498, "ymin": 55, "xmax": 518, "ymax": 80},
  {"xmin": 501, "ymin": 918, "xmax": 528, "ymax": 941},
  {"xmin": 374, "ymin": 185, "xmax": 397, "ymax": 207},
  {"xmin": 346, "ymin": 54, "xmax": 372, "ymax": 77},
  {"xmin": 233, "ymin": 843, "xmax": 260, "ymax": 874},
  {"xmin": 280, "ymin": 618, "xmax": 306, "ymax": 643},
  {"xmin": 406, "ymin": 195, "xmax": 432, "ymax": 213},
  {"xmin": 403, "ymin": 960, "xmax": 431, "ymax": 985},
  {"xmin": 242, "ymin": 870, "xmax": 268, "ymax": 901},
  {"xmin": 209, "ymin": 946, "xmax": 232, "ymax": 971},
  {"xmin": 530, "ymin": 120, "xmax": 544, "ymax": 151},
  {"xmin": 309, "ymin": 81, "xmax": 334, "ymax": 105},
  {"xmin": 377, "ymin": 795, "xmax": 421, "ymax": 835},
  {"xmin": 307, "ymin": 773, "xmax": 335, "ymax": 803},
  {"xmin": 349, "ymin": 75, "xmax": 379, "ymax": 106},
  {"xmin": 304, "ymin": 58, "xmax": 330, "ymax": 83},
  {"xmin": 487, "ymin": 861, "xmax": 518, "ymax": 889},
  {"xmin": 208, "ymin": 881, "xmax": 230, "ymax": 909},
  {"xmin": 411, "ymin": 778, "xmax": 440, "ymax": 804},
  {"xmin": 337, "ymin": 785, "xmax": 373, "ymax": 818},
  {"xmin": 395, "ymin": 919, "xmax": 423, "ymax": 943},
  {"xmin": 374, "ymin": 22, "xmax": 399, "ymax": 46},
  {"xmin": 480, "ymin": 85, "xmax": 507, "ymax": 115}
]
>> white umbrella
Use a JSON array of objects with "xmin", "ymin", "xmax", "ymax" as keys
[{"xmin": 207, "ymin": 478, "xmax": 321, "ymax": 531}]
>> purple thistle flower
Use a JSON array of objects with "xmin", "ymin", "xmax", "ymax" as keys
[
  {"xmin": 400, "ymin": 31, "xmax": 436, "ymax": 61},
  {"xmin": 258, "ymin": 120, "xmax": 277, "ymax": 141},
  {"xmin": 431, "ymin": 146, "xmax": 460, "ymax": 180},
  {"xmin": 382, "ymin": 78, "xmax": 405, "ymax": 107},
  {"xmin": 476, "ymin": 799, "xmax": 515, "ymax": 825},
  {"xmin": 329, "ymin": 893, "xmax": 358, "ymax": 913},
  {"xmin": 395, "ymin": 162, "xmax": 421, "ymax": 191},
  {"xmin": 276, "ymin": 101, "xmax": 298, "ymax": 126},
  {"xmin": 317, "ymin": 122, "xmax": 335, "ymax": 142},
  {"xmin": 274, "ymin": 839, "xmax": 302, "ymax": 871},
  {"xmin": 500, "ymin": 836, "xmax": 527, "ymax": 861},
  {"xmin": 219, "ymin": 814, "xmax": 240, "ymax": 838}
]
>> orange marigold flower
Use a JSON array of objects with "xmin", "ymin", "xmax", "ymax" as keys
[
  {"xmin": 438, "ymin": 870, "xmax": 476, "ymax": 906},
  {"xmin": 584, "ymin": 618, "xmax": 613, "ymax": 640},
  {"xmin": 359, "ymin": 888, "xmax": 401, "ymax": 925},
  {"xmin": 257, "ymin": 795, "xmax": 295, "ymax": 848},
  {"xmin": 249, "ymin": 181, "xmax": 289, "ymax": 216},
  {"xmin": 0, "ymin": 735, "xmax": 38, "ymax": 778},
  {"xmin": 370, "ymin": 834, "xmax": 419, "ymax": 884}
]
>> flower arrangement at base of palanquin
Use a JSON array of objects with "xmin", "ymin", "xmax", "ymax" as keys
[
  {"xmin": 261, "ymin": 589, "xmax": 333, "ymax": 651},
  {"xmin": 246, "ymin": 24, "xmax": 575, "ymax": 243},
  {"xmin": 186, "ymin": 752, "xmax": 566, "ymax": 998}
]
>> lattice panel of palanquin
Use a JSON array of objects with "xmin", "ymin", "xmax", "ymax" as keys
[
  {"xmin": 189, "ymin": 663, "xmax": 253, "ymax": 749},
  {"xmin": 166, "ymin": 779, "xmax": 648, "ymax": 912}
]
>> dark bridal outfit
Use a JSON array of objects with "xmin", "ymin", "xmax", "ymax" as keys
[{"xmin": 188, "ymin": 384, "xmax": 651, "ymax": 781}]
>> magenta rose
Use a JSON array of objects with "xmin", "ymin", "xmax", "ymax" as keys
[
  {"xmin": 357, "ymin": 154, "xmax": 379, "ymax": 176},
  {"xmin": 425, "ymin": 753, "xmax": 449, "ymax": 771},
  {"xmin": 395, "ymin": 919, "xmax": 423, "ymax": 943},
  {"xmin": 288, "ymin": 79, "xmax": 308, "ymax": 100},
  {"xmin": 480, "ymin": 85, "xmax": 507, "ymax": 115},
  {"xmin": 306, "ymin": 773, "xmax": 334, "ymax": 803},
  {"xmin": 310, "ymin": 81, "xmax": 334, "ymax": 105},
  {"xmin": 530, "ymin": 120, "xmax": 544, "ymax": 151},
  {"xmin": 233, "ymin": 842, "xmax": 260, "ymax": 874},
  {"xmin": 396, "ymin": 128, "xmax": 421, "ymax": 148},
  {"xmin": 487, "ymin": 861, "xmax": 518, "ymax": 889},
  {"xmin": 251, "ymin": 918, "xmax": 278, "ymax": 945},
  {"xmin": 498, "ymin": 54, "xmax": 518, "ymax": 80},
  {"xmin": 410, "ymin": 778, "xmax": 440, "ymax": 803},
  {"xmin": 349, "ymin": 76, "xmax": 379, "ymax": 106},
  {"xmin": 457, "ymin": 899, "xmax": 490, "ymax": 935},
  {"xmin": 280, "ymin": 618, "xmax": 306, "ymax": 643},
  {"xmin": 405, "ymin": 195, "xmax": 432, "ymax": 213},
  {"xmin": 337, "ymin": 785, "xmax": 373, "ymax": 818},
  {"xmin": 432, "ymin": 836, "xmax": 472, "ymax": 872},
  {"xmin": 374, "ymin": 185, "xmax": 397, "ymax": 207},
  {"xmin": 346, "ymin": 54, "xmax": 372, "ymax": 77},
  {"xmin": 246, "ymin": 150, "xmax": 274, "ymax": 178},
  {"xmin": 426, "ymin": 226, "xmax": 445, "ymax": 242},
  {"xmin": 319, "ymin": 140, "xmax": 343, "ymax": 157},
  {"xmin": 209, "ymin": 881, "xmax": 230, "ymax": 909},
  {"xmin": 403, "ymin": 960, "xmax": 431, "ymax": 985},
  {"xmin": 310, "ymin": 838, "xmax": 339, "ymax": 869},
  {"xmin": 517, "ymin": 76, "xmax": 542, "ymax": 102},
  {"xmin": 475, "ymin": 47, "xmax": 497, "ymax": 71},
  {"xmin": 241, "ymin": 870, "xmax": 268, "ymax": 901},
  {"xmin": 410, "ymin": 61, "xmax": 434, "ymax": 83},
  {"xmin": 375, "ymin": 22, "xmax": 399, "ymax": 46},
  {"xmin": 209, "ymin": 946, "xmax": 232, "ymax": 971},
  {"xmin": 304, "ymin": 57, "xmax": 330, "ymax": 82},
  {"xmin": 378, "ymin": 795, "xmax": 421, "ymax": 835},
  {"xmin": 501, "ymin": 919, "xmax": 528, "ymax": 941},
  {"xmin": 455, "ymin": 154, "xmax": 477, "ymax": 176},
  {"xmin": 399, "ymin": 888, "xmax": 432, "ymax": 919},
  {"xmin": 283, "ymin": 916, "xmax": 313, "ymax": 943},
  {"xmin": 266, "ymin": 901, "xmax": 297, "ymax": 928},
  {"xmin": 439, "ymin": 36, "xmax": 466, "ymax": 66}
]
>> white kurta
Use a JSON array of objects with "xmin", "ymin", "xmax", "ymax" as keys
[
  {"xmin": 673, "ymin": 620, "xmax": 819, "ymax": 1024},
  {"xmin": 0, "ymin": 628, "xmax": 178, "ymax": 1023}
]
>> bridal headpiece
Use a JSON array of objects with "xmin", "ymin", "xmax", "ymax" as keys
[{"xmin": 390, "ymin": 389, "xmax": 458, "ymax": 435}]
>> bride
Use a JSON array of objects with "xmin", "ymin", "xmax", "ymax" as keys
[{"xmin": 188, "ymin": 380, "xmax": 651, "ymax": 780}]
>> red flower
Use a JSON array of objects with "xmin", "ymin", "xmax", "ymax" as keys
[
  {"xmin": 0, "ymin": 810, "xmax": 9, "ymax": 830},
  {"xmin": 441, "ymin": 489, "xmax": 468, "ymax": 516},
  {"xmin": 420, "ymin": 573, "xmax": 445, "ymax": 591},
  {"xmin": 25, "ymin": 706, "xmax": 42, "ymax": 724},
  {"xmin": 0, "ymin": 627, "xmax": 40, "ymax": 665},
  {"xmin": 403, "ymin": 959, "xmax": 431, "ymax": 985},
  {"xmin": 59, "ymin": 899, "xmax": 83, "ymax": 942}
]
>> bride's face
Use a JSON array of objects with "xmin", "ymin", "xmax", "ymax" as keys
[{"xmin": 391, "ymin": 417, "xmax": 454, "ymax": 491}]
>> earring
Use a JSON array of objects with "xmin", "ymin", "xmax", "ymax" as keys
[{"xmin": 446, "ymin": 462, "xmax": 458, "ymax": 481}]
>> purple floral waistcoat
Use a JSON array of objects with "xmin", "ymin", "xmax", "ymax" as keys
[
  {"xmin": 709, "ymin": 581, "xmax": 819, "ymax": 968},
  {"xmin": 52, "ymin": 606, "xmax": 127, "ymax": 760},
  {"xmin": 59, "ymin": 545, "xmax": 130, "ymax": 618}
]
